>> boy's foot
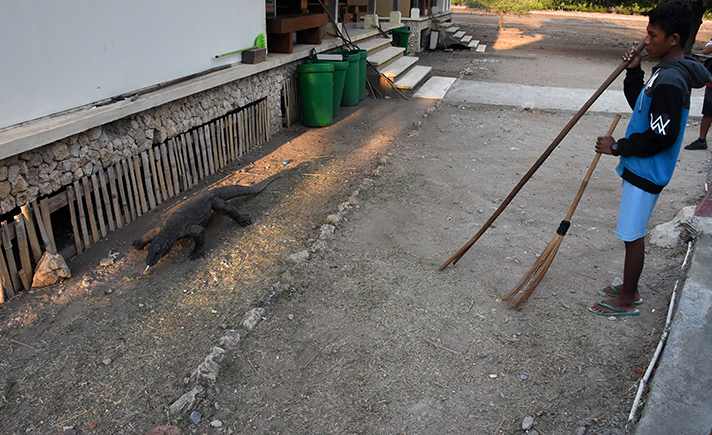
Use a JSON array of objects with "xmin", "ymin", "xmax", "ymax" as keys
[
  {"xmin": 589, "ymin": 298, "xmax": 639, "ymax": 316},
  {"xmin": 684, "ymin": 138, "xmax": 708, "ymax": 150},
  {"xmin": 601, "ymin": 285, "xmax": 643, "ymax": 305}
]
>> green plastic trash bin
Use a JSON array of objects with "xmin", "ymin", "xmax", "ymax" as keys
[
  {"xmin": 312, "ymin": 57, "xmax": 348, "ymax": 117},
  {"xmin": 391, "ymin": 26, "xmax": 411, "ymax": 55},
  {"xmin": 358, "ymin": 50, "xmax": 367, "ymax": 101},
  {"xmin": 297, "ymin": 62, "xmax": 334, "ymax": 127},
  {"xmin": 334, "ymin": 50, "xmax": 361, "ymax": 107}
]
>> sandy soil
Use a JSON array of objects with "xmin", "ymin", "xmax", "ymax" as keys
[{"xmin": 1, "ymin": 9, "xmax": 711, "ymax": 435}]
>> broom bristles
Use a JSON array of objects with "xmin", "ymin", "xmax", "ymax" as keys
[{"xmin": 506, "ymin": 235, "xmax": 565, "ymax": 309}]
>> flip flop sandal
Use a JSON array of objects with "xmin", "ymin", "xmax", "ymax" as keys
[
  {"xmin": 589, "ymin": 301, "xmax": 640, "ymax": 317},
  {"xmin": 601, "ymin": 285, "xmax": 643, "ymax": 305}
]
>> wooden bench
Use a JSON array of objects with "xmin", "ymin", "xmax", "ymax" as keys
[{"xmin": 266, "ymin": 13, "xmax": 328, "ymax": 54}]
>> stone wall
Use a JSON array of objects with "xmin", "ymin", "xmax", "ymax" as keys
[{"xmin": 0, "ymin": 64, "xmax": 295, "ymax": 216}]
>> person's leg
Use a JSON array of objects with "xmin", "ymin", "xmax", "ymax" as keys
[
  {"xmin": 686, "ymin": 86, "xmax": 712, "ymax": 149},
  {"xmin": 591, "ymin": 237, "xmax": 644, "ymax": 314},
  {"xmin": 590, "ymin": 181, "xmax": 657, "ymax": 315}
]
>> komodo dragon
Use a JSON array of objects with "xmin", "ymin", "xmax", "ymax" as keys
[{"xmin": 133, "ymin": 177, "xmax": 278, "ymax": 267}]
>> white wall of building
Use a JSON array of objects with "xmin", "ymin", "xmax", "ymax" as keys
[{"xmin": 0, "ymin": 1, "xmax": 266, "ymax": 130}]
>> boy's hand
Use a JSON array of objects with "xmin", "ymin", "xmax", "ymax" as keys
[
  {"xmin": 596, "ymin": 136, "xmax": 616, "ymax": 155},
  {"xmin": 623, "ymin": 44, "xmax": 642, "ymax": 68}
]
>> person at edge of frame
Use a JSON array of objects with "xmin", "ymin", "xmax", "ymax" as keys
[{"xmin": 590, "ymin": 0, "xmax": 712, "ymax": 316}]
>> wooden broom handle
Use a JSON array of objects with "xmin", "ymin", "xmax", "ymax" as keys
[
  {"xmin": 439, "ymin": 40, "xmax": 645, "ymax": 271},
  {"xmin": 563, "ymin": 114, "xmax": 621, "ymax": 222}
]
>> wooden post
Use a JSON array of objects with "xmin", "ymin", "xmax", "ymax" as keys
[
  {"xmin": 39, "ymin": 198, "xmax": 57, "ymax": 253},
  {"xmin": 0, "ymin": 240, "xmax": 15, "ymax": 301},
  {"xmin": 121, "ymin": 159, "xmax": 139, "ymax": 220},
  {"xmin": 132, "ymin": 156, "xmax": 149, "ymax": 214},
  {"xmin": 161, "ymin": 143, "xmax": 175, "ymax": 198},
  {"xmin": 65, "ymin": 187, "xmax": 83, "ymax": 254},
  {"xmin": 140, "ymin": 152, "xmax": 157, "ymax": 211},
  {"xmin": 107, "ymin": 166, "xmax": 124, "ymax": 228},
  {"xmin": 91, "ymin": 173, "xmax": 108, "ymax": 238},
  {"xmin": 20, "ymin": 204, "xmax": 42, "ymax": 262},
  {"xmin": 98, "ymin": 170, "xmax": 116, "ymax": 232},
  {"xmin": 71, "ymin": 182, "xmax": 91, "ymax": 249},
  {"xmin": 14, "ymin": 216, "xmax": 33, "ymax": 289},
  {"xmin": 2, "ymin": 223, "xmax": 23, "ymax": 291},
  {"xmin": 81, "ymin": 177, "xmax": 100, "ymax": 243},
  {"xmin": 149, "ymin": 148, "xmax": 164, "ymax": 205}
]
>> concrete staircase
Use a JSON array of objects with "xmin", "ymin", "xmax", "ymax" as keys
[
  {"xmin": 356, "ymin": 35, "xmax": 433, "ymax": 96},
  {"xmin": 433, "ymin": 15, "xmax": 486, "ymax": 52}
]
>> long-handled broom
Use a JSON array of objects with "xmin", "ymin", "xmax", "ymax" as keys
[
  {"xmin": 503, "ymin": 114, "xmax": 621, "ymax": 309},
  {"xmin": 439, "ymin": 41, "xmax": 645, "ymax": 271}
]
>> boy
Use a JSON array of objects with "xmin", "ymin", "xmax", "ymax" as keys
[{"xmin": 590, "ymin": 0, "xmax": 712, "ymax": 316}]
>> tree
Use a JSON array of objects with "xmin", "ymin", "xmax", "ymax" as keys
[{"xmin": 463, "ymin": 0, "xmax": 547, "ymax": 29}]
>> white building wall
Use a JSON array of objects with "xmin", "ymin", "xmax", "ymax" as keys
[{"xmin": 0, "ymin": 1, "xmax": 266, "ymax": 130}]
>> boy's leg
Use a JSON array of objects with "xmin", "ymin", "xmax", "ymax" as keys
[
  {"xmin": 590, "ymin": 237, "xmax": 644, "ymax": 314},
  {"xmin": 590, "ymin": 181, "xmax": 657, "ymax": 314}
]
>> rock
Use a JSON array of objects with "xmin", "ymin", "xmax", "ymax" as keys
[
  {"xmin": 324, "ymin": 214, "xmax": 342, "ymax": 226},
  {"xmin": 287, "ymin": 250, "xmax": 311, "ymax": 263},
  {"xmin": 219, "ymin": 329, "xmax": 247, "ymax": 350},
  {"xmin": 649, "ymin": 206, "xmax": 695, "ymax": 248},
  {"xmin": 99, "ymin": 257, "xmax": 114, "ymax": 266},
  {"xmin": 31, "ymin": 252, "xmax": 71, "ymax": 287},
  {"xmin": 146, "ymin": 426, "xmax": 182, "ymax": 435},
  {"xmin": 189, "ymin": 410, "xmax": 202, "ymax": 424},
  {"xmin": 575, "ymin": 426, "xmax": 587, "ymax": 435},
  {"xmin": 241, "ymin": 307, "xmax": 266, "ymax": 330},
  {"xmin": 522, "ymin": 416, "xmax": 535, "ymax": 430},
  {"xmin": 259, "ymin": 290, "xmax": 280, "ymax": 308},
  {"xmin": 319, "ymin": 224, "xmax": 336, "ymax": 239},
  {"xmin": 210, "ymin": 420, "xmax": 223, "ymax": 428},
  {"xmin": 169, "ymin": 386, "xmax": 206, "ymax": 416},
  {"xmin": 102, "ymin": 358, "xmax": 112, "ymax": 365},
  {"xmin": 62, "ymin": 427, "xmax": 76, "ymax": 435}
]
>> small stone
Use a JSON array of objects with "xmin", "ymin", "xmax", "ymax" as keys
[
  {"xmin": 489, "ymin": 374, "xmax": 497, "ymax": 379},
  {"xmin": 519, "ymin": 373, "xmax": 529, "ymax": 380},
  {"xmin": 189, "ymin": 411, "xmax": 202, "ymax": 425},
  {"xmin": 287, "ymin": 250, "xmax": 311, "ymax": 263},
  {"xmin": 575, "ymin": 427, "xmax": 587, "ymax": 435},
  {"xmin": 478, "ymin": 208, "xmax": 485, "ymax": 214},
  {"xmin": 102, "ymin": 358, "xmax": 112, "ymax": 366},
  {"xmin": 288, "ymin": 314, "xmax": 294, "ymax": 320},
  {"xmin": 210, "ymin": 420, "xmax": 223, "ymax": 428},
  {"xmin": 522, "ymin": 416, "xmax": 534, "ymax": 430},
  {"xmin": 99, "ymin": 257, "xmax": 114, "ymax": 266}
]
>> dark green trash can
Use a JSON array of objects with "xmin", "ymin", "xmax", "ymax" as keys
[
  {"xmin": 391, "ymin": 26, "xmax": 411, "ymax": 55},
  {"xmin": 312, "ymin": 57, "xmax": 348, "ymax": 117},
  {"xmin": 334, "ymin": 50, "xmax": 361, "ymax": 107},
  {"xmin": 297, "ymin": 62, "xmax": 334, "ymax": 127}
]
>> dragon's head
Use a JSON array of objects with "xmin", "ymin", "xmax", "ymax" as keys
[{"xmin": 146, "ymin": 238, "xmax": 174, "ymax": 266}]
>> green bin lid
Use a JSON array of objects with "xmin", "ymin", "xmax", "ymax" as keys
[{"xmin": 311, "ymin": 58, "xmax": 348, "ymax": 70}]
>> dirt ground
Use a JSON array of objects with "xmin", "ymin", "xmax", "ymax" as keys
[{"xmin": 2, "ymin": 9, "xmax": 712, "ymax": 435}]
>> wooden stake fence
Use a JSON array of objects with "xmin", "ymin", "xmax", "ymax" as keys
[{"xmin": 0, "ymin": 98, "xmax": 271, "ymax": 301}]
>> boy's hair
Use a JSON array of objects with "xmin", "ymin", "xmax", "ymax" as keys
[{"xmin": 648, "ymin": 0, "xmax": 694, "ymax": 46}]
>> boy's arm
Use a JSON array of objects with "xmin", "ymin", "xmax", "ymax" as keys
[
  {"xmin": 623, "ymin": 66, "xmax": 645, "ymax": 109},
  {"xmin": 616, "ymin": 84, "xmax": 684, "ymax": 157}
]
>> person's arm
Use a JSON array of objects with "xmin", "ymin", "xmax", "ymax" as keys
[
  {"xmin": 623, "ymin": 67, "xmax": 645, "ymax": 109},
  {"xmin": 616, "ymin": 84, "xmax": 683, "ymax": 157}
]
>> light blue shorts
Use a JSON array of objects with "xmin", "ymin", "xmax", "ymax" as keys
[{"xmin": 615, "ymin": 180, "xmax": 660, "ymax": 242}]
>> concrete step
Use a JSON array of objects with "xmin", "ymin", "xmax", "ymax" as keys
[
  {"xmin": 461, "ymin": 35, "xmax": 472, "ymax": 44},
  {"xmin": 453, "ymin": 30, "xmax": 466, "ymax": 39},
  {"xmin": 356, "ymin": 37, "xmax": 392, "ymax": 54},
  {"xmin": 413, "ymin": 76, "xmax": 456, "ymax": 99},
  {"xmin": 394, "ymin": 65, "xmax": 432, "ymax": 90},
  {"xmin": 445, "ymin": 26, "xmax": 459, "ymax": 33},
  {"xmin": 475, "ymin": 44, "xmax": 487, "ymax": 53},
  {"xmin": 379, "ymin": 56, "xmax": 419, "ymax": 79},
  {"xmin": 468, "ymin": 39, "xmax": 480, "ymax": 48},
  {"xmin": 367, "ymin": 46, "xmax": 405, "ymax": 67},
  {"xmin": 438, "ymin": 21, "xmax": 453, "ymax": 28}
]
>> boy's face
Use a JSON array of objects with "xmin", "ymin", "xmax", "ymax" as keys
[{"xmin": 644, "ymin": 23, "xmax": 682, "ymax": 62}]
